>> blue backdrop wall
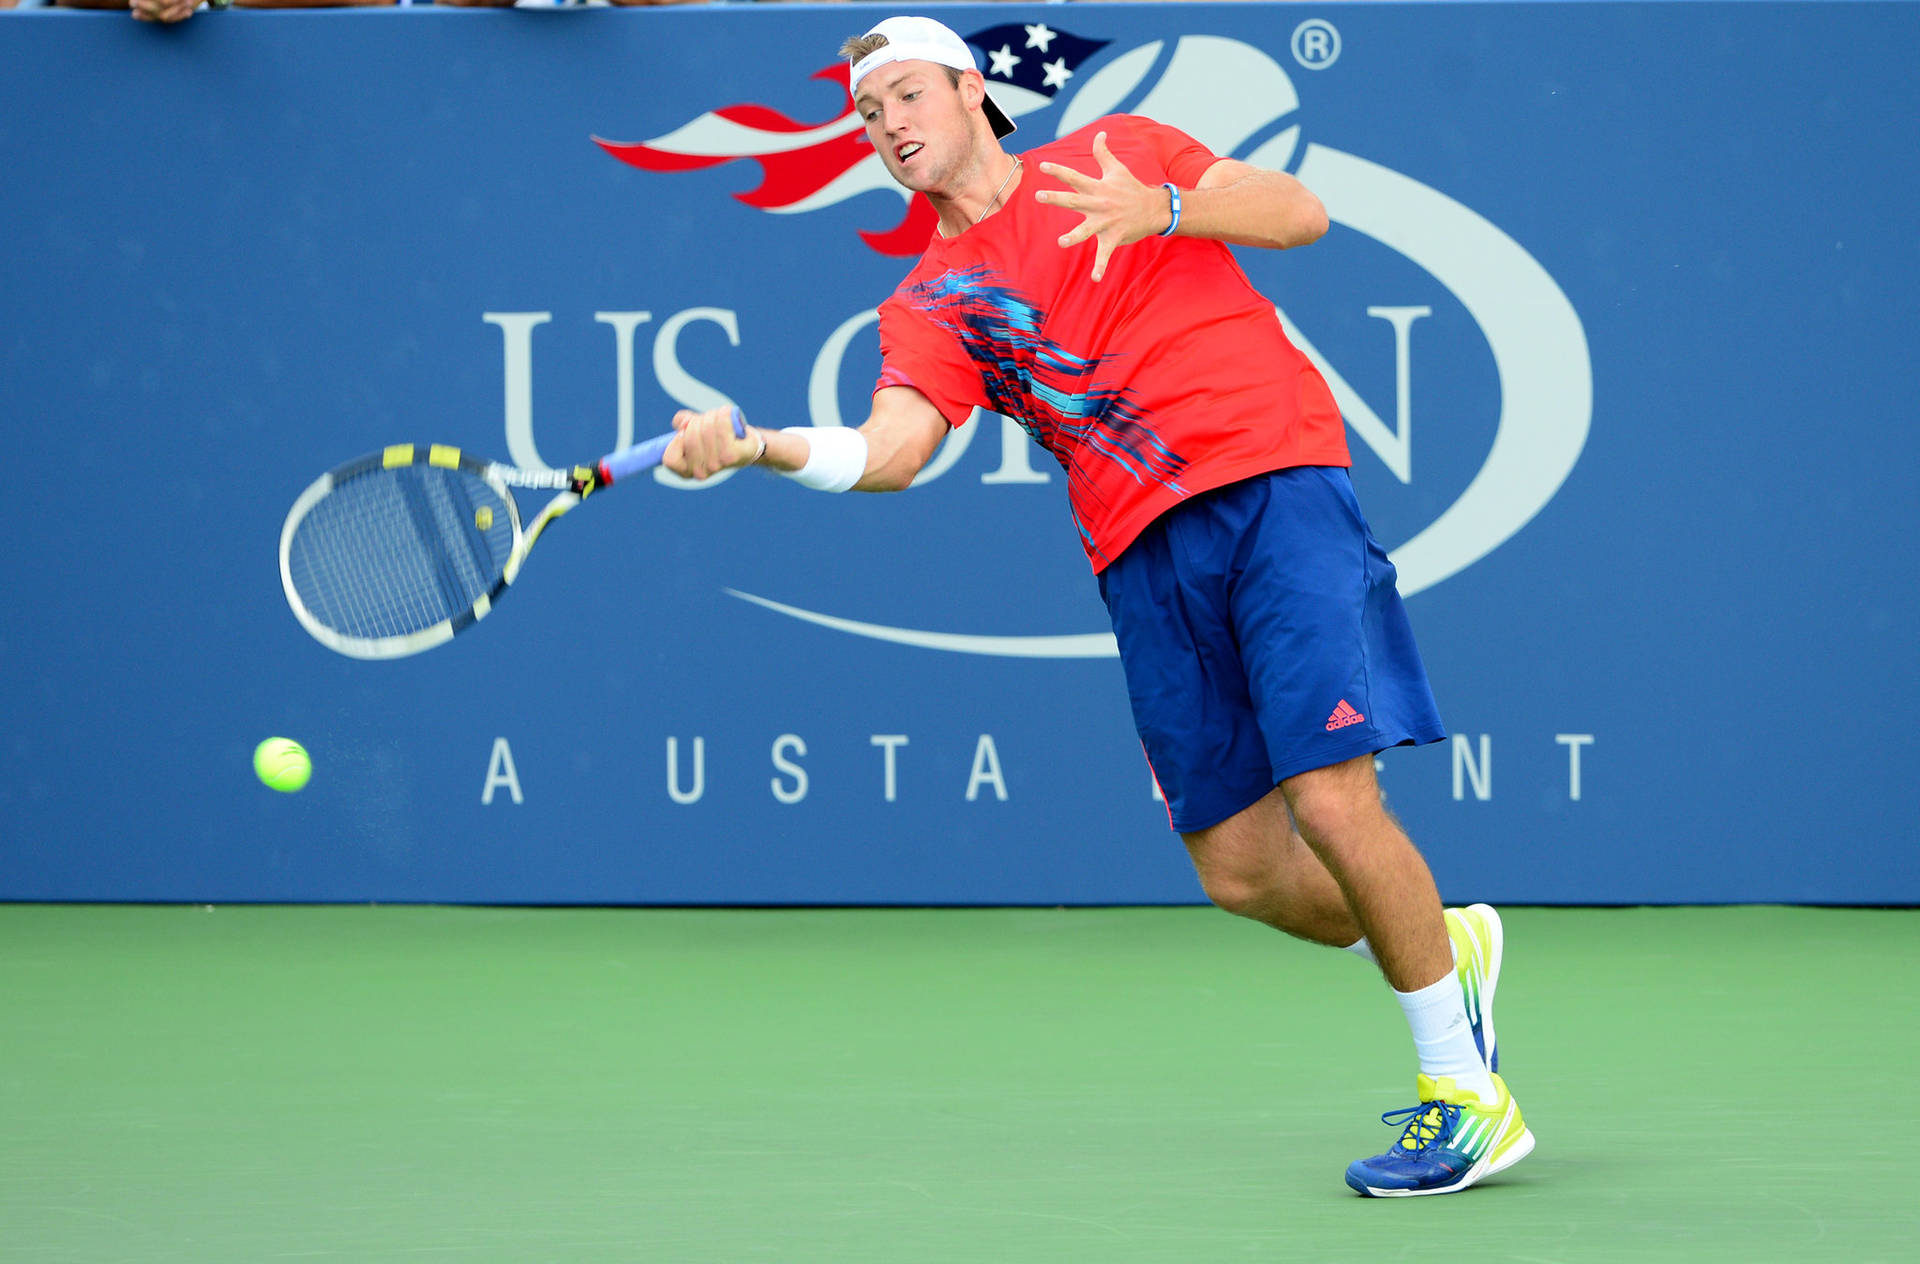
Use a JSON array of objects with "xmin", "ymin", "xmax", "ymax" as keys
[{"xmin": 3, "ymin": 3, "xmax": 1916, "ymax": 904}]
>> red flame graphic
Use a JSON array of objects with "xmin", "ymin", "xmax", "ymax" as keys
[{"xmin": 594, "ymin": 65, "xmax": 935, "ymax": 257}]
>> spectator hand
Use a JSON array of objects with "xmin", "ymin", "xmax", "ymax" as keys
[{"xmin": 131, "ymin": 0, "xmax": 199, "ymax": 20}]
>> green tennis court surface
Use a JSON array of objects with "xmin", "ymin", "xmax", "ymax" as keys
[{"xmin": 3, "ymin": 905, "xmax": 1913, "ymax": 1262}]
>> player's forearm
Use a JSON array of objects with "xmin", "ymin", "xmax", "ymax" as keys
[
  {"xmin": 746, "ymin": 387, "xmax": 947, "ymax": 492},
  {"xmin": 1177, "ymin": 169, "xmax": 1328, "ymax": 251},
  {"xmin": 851, "ymin": 424, "xmax": 924, "ymax": 492},
  {"xmin": 748, "ymin": 424, "xmax": 916, "ymax": 493}
]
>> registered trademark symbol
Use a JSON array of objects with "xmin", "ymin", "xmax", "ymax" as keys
[{"xmin": 1291, "ymin": 19, "xmax": 1342, "ymax": 70}]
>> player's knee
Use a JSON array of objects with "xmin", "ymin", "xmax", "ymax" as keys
[
  {"xmin": 1284, "ymin": 774, "xmax": 1387, "ymax": 856},
  {"xmin": 1196, "ymin": 863, "xmax": 1280, "ymax": 920}
]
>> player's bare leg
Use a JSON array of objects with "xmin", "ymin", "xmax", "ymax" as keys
[
  {"xmin": 1181, "ymin": 786, "xmax": 1360, "ymax": 948},
  {"xmin": 1182, "ymin": 759, "xmax": 1449, "ymax": 989},
  {"xmin": 1277, "ymin": 754, "xmax": 1451, "ymax": 993}
]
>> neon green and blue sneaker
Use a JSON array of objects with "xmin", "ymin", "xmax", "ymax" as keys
[
  {"xmin": 1446, "ymin": 903, "xmax": 1503, "ymax": 1073},
  {"xmin": 1345, "ymin": 1073, "xmax": 1535, "ymax": 1197}
]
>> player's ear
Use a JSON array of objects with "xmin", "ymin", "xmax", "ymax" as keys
[{"xmin": 959, "ymin": 69, "xmax": 986, "ymax": 112}]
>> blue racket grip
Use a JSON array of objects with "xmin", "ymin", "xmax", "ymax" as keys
[{"xmin": 599, "ymin": 407, "xmax": 745, "ymax": 484}]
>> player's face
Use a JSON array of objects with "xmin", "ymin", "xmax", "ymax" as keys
[{"xmin": 855, "ymin": 63, "xmax": 979, "ymax": 195}]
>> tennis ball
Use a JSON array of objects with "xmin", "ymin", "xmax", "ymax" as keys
[{"xmin": 254, "ymin": 737, "xmax": 311, "ymax": 793}]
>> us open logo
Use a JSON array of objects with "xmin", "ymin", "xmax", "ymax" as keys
[{"xmin": 587, "ymin": 25, "xmax": 1592, "ymax": 658}]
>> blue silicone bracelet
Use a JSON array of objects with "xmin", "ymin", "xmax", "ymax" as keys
[{"xmin": 1158, "ymin": 183, "xmax": 1182, "ymax": 237}]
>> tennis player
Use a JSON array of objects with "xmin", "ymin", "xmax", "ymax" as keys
[{"xmin": 665, "ymin": 15, "xmax": 1534, "ymax": 1197}]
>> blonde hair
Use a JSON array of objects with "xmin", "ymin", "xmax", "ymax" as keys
[
  {"xmin": 839, "ymin": 33, "xmax": 964, "ymax": 88},
  {"xmin": 839, "ymin": 33, "xmax": 889, "ymax": 62}
]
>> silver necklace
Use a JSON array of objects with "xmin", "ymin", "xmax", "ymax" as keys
[{"xmin": 942, "ymin": 157, "xmax": 1022, "ymax": 237}]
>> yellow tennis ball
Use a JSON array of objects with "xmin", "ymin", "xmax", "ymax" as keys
[{"xmin": 254, "ymin": 737, "xmax": 311, "ymax": 793}]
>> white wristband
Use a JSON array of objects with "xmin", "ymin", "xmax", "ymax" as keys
[{"xmin": 778, "ymin": 426, "xmax": 868, "ymax": 493}]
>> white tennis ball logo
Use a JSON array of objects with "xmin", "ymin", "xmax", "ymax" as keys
[{"xmin": 1055, "ymin": 35, "xmax": 1303, "ymax": 171}]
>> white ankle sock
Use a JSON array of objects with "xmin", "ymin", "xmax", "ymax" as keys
[{"xmin": 1394, "ymin": 970, "xmax": 1498, "ymax": 1102}]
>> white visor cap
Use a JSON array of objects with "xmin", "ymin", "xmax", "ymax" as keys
[{"xmin": 848, "ymin": 16, "xmax": 1017, "ymax": 140}]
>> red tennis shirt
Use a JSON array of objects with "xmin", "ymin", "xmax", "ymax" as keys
[{"xmin": 875, "ymin": 114, "xmax": 1348, "ymax": 571}]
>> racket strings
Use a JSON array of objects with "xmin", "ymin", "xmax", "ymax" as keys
[{"xmin": 286, "ymin": 466, "xmax": 515, "ymax": 641}]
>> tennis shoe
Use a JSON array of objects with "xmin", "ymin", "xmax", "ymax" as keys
[
  {"xmin": 1344, "ymin": 1073, "xmax": 1535, "ymax": 1197},
  {"xmin": 1445, "ymin": 903, "xmax": 1503, "ymax": 1073}
]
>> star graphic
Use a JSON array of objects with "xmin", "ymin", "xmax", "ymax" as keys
[
  {"xmin": 1024, "ymin": 23, "xmax": 1056, "ymax": 53},
  {"xmin": 1041, "ymin": 57, "xmax": 1073, "ymax": 90},
  {"xmin": 987, "ymin": 44, "xmax": 1021, "ymax": 79}
]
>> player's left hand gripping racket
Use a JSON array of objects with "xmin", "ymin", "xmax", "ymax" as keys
[{"xmin": 279, "ymin": 409, "xmax": 743, "ymax": 659}]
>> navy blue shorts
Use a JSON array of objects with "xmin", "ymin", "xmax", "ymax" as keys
[{"xmin": 1097, "ymin": 466, "xmax": 1446, "ymax": 833}]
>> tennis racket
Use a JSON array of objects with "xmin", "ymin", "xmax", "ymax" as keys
[{"xmin": 279, "ymin": 409, "xmax": 742, "ymax": 659}]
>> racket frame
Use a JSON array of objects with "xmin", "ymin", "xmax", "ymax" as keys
[
  {"xmin": 279, "ymin": 444, "xmax": 554, "ymax": 660},
  {"xmin": 280, "ymin": 412, "xmax": 735, "ymax": 659}
]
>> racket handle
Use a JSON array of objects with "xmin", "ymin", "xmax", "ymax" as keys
[{"xmin": 599, "ymin": 407, "xmax": 746, "ymax": 484}]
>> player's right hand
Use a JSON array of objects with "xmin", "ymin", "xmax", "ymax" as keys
[{"xmin": 665, "ymin": 407, "xmax": 760, "ymax": 481}]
